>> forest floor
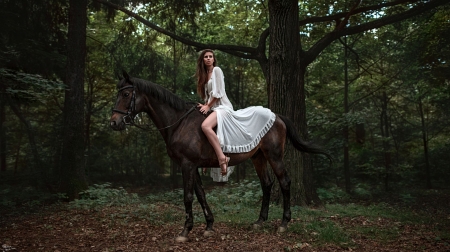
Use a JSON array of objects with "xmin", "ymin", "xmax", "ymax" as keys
[{"xmin": 1, "ymin": 186, "xmax": 449, "ymax": 252}]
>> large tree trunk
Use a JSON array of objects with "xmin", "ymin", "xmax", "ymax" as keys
[
  {"xmin": 170, "ymin": 39, "xmax": 179, "ymax": 189},
  {"xmin": 298, "ymin": 69, "xmax": 322, "ymax": 206},
  {"xmin": 0, "ymin": 94, "xmax": 6, "ymax": 172},
  {"xmin": 380, "ymin": 91, "xmax": 392, "ymax": 191},
  {"xmin": 343, "ymin": 37, "xmax": 351, "ymax": 193},
  {"xmin": 418, "ymin": 96, "xmax": 432, "ymax": 189},
  {"xmin": 85, "ymin": 75, "xmax": 94, "ymax": 178},
  {"xmin": 5, "ymin": 96, "xmax": 43, "ymax": 173},
  {"xmin": 60, "ymin": 0, "xmax": 88, "ymax": 200},
  {"xmin": 268, "ymin": 0, "xmax": 320, "ymax": 206}
]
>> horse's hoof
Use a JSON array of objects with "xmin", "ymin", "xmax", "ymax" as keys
[
  {"xmin": 175, "ymin": 236, "xmax": 189, "ymax": 243},
  {"xmin": 253, "ymin": 223, "xmax": 262, "ymax": 230},
  {"xmin": 203, "ymin": 230, "xmax": 214, "ymax": 237},
  {"xmin": 278, "ymin": 226, "xmax": 287, "ymax": 233}
]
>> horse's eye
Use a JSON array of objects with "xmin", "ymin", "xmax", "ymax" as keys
[{"xmin": 123, "ymin": 93, "xmax": 129, "ymax": 97}]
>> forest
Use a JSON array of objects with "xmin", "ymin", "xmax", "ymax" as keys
[{"xmin": 1, "ymin": 0, "xmax": 450, "ymax": 251}]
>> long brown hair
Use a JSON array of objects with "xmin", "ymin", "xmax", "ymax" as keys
[{"xmin": 195, "ymin": 49, "xmax": 217, "ymax": 100}]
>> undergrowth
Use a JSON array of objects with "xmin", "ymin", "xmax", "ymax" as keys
[
  {"xmin": 69, "ymin": 183, "xmax": 140, "ymax": 209},
  {"xmin": 0, "ymin": 184, "xmax": 62, "ymax": 216},
  {"xmin": 3, "ymin": 181, "xmax": 449, "ymax": 248}
]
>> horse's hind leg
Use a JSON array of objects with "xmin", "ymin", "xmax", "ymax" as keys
[
  {"xmin": 268, "ymin": 157, "xmax": 291, "ymax": 232},
  {"xmin": 194, "ymin": 168, "xmax": 215, "ymax": 236},
  {"xmin": 251, "ymin": 151, "xmax": 274, "ymax": 229},
  {"xmin": 260, "ymin": 121, "xmax": 291, "ymax": 232}
]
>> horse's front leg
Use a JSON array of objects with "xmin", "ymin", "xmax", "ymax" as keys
[
  {"xmin": 193, "ymin": 168, "xmax": 215, "ymax": 236},
  {"xmin": 176, "ymin": 165, "xmax": 197, "ymax": 242}
]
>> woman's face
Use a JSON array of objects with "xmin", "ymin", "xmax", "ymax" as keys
[{"xmin": 203, "ymin": 52, "xmax": 214, "ymax": 67}]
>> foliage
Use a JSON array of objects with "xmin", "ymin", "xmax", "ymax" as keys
[
  {"xmin": 144, "ymin": 180, "xmax": 265, "ymax": 224},
  {"xmin": 289, "ymin": 219, "xmax": 352, "ymax": 246},
  {"xmin": 69, "ymin": 183, "xmax": 140, "ymax": 209},
  {"xmin": 145, "ymin": 188, "xmax": 184, "ymax": 204},
  {"xmin": 0, "ymin": 68, "xmax": 65, "ymax": 101},
  {"xmin": 3, "ymin": 182, "xmax": 450, "ymax": 250},
  {"xmin": 0, "ymin": 0, "xmax": 68, "ymax": 78},
  {"xmin": 307, "ymin": 5, "xmax": 450, "ymax": 192},
  {"xmin": 0, "ymin": 1, "xmax": 449, "ymax": 250},
  {"xmin": 206, "ymin": 180, "xmax": 263, "ymax": 208},
  {"xmin": 0, "ymin": 0, "xmax": 449, "ymax": 207},
  {"xmin": 317, "ymin": 186, "xmax": 349, "ymax": 203},
  {"xmin": 0, "ymin": 173, "xmax": 64, "ymax": 215},
  {"xmin": 0, "ymin": 186, "xmax": 57, "ymax": 210}
]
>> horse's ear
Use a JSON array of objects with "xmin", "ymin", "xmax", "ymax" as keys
[
  {"xmin": 122, "ymin": 70, "xmax": 130, "ymax": 81},
  {"xmin": 117, "ymin": 73, "xmax": 123, "ymax": 80}
]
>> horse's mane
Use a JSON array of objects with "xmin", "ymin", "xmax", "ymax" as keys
[{"xmin": 118, "ymin": 77, "xmax": 188, "ymax": 111}]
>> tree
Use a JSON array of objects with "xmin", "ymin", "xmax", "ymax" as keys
[
  {"xmin": 0, "ymin": 0, "xmax": 68, "ymax": 175},
  {"xmin": 0, "ymin": 92, "xmax": 5, "ymax": 172},
  {"xmin": 60, "ymin": 0, "xmax": 89, "ymax": 199},
  {"xmin": 95, "ymin": 0, "xmax": 450, "ymax": 205}
]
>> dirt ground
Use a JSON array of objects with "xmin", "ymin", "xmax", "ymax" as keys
[{"xmin": 1, "ymin": 200, "xmax": 449, "ymax": 252}]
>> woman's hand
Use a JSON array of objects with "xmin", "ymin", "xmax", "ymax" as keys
[{"xmin": 198, "ymin": 103, "xmax": 210, "ymax": 114}]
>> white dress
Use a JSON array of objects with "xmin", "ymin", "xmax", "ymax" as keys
[{"xmin": 205, "ymin": 67, "xmax": 276, "ymax": 181}]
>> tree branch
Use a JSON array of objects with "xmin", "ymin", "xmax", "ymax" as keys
[
  {"xmin": 342, "ymin": 0, "xmax": 449, "ymax": 37},
  {"xmin": 336, "ymin": 0, "xmax": 362, "ymax": 31},
  {"xmin": 305, "ymin": 0, "xmax": 449, "ymax": 65},
  {"xmin": 338, "ymin": 37, "xmax": 371, "ymax": 76},
  {"xmin": 94, "ymin": 0, "xmax": 258, "ymax": 59},
  {"xmin": 95, "ymin": 0, "xmax": 448, "ymax": 73},
  {"xmin": 299, "ymin": 0, "xmax": 419, "ymax": 26}
]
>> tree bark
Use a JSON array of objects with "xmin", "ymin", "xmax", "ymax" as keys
[
  {"xmin": 343, "ymin": 36, "xmax": 351, "ymax": 193},
  {"xmin": 6, "ymin": 96, "xmax": 43, "ymax": 172},
  {"xmin": 268, "ymin": 0, "xmax": 317, "ymax": 206},
  {"xmin": 380, "ymin": 91, "xmax": 391, "ymax": 191},
  {"xmin": 61, "ymin": 0, "xmax": 88, "ymax": 200},
  {"xmin": 299, "ymin": 70, "xmax": 322, "ymax": 206},
  {"xmin": 170, "ymin": 39, "xmax": 179, "ymax": 189},
  {"xmin": 0, "ymin": 92, "xmax": 6, "ymax": 172},
  {"xmin": 85, "ymin": 75, "xmax": 93, "ymax": 178},
  {"xmin": 418, "ymin": 96, "xmax": 432, "ymax": 189}
]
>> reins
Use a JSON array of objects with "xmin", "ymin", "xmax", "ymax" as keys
[
  {"xmin": 133, "ymin": 105, "xmax": 196, "ymax": 132},
  {"xmin": 113, "ymin": 85, "xmax": 196, "ymax": 132}
]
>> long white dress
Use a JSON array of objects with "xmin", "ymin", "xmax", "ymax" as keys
[{"xmin": 205, "ymin": 67, "xmax": 276, "ymax": 182}]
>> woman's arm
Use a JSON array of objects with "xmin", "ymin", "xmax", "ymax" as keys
[
  {"xmin": 198, "ymin": 97, "xmax": 219, "ymax": 114},
  {"xmin": 198, "ymin": 67, "xmax": 225, "ymax": 114},
  {"xmin": 210, "ymin": 67, "xmax": 226, "ymax": 98}
]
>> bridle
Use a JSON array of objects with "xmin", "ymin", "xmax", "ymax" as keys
[
  {"xmin": 112, "ymin": 84, "xmax": 196, "ymax": 131},
  {"xmin": 112, "ymin": 85, "xmax": 136, "ymax": 125}
]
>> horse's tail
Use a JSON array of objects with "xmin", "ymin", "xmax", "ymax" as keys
[{"xmin": 278, "ymin": 114, "xmax": 333, "ymax": 164}]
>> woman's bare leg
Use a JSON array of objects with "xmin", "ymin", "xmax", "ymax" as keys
[{"xmin": 201, "ymin": 111, "xmax": 228, "ymax": 174}]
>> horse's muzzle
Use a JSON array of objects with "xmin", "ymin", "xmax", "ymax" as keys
[{"xmin": 110, "ymin": 119, "xmax": 125, "ymax": 131}]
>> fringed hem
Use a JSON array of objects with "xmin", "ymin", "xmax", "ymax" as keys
[{"xmin": 221, "ymin": 112, "xmax": 276, "ymax": 153}]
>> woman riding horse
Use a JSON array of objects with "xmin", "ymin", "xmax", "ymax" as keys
[
  {"xmin": 196, "ymin": 49, "xmax": 275, "ymax": 177},
  {"xmin": 110, "ymin": 54, "xmax": 332, "ymax": 242}
]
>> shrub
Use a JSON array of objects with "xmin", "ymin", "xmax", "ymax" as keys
[{"xmin": 69, "ymin": 183, "xmax": 140, "ymax": 209}]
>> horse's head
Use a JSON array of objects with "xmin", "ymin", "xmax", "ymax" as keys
[{"xmin": 110, "ymin": 71, "xmax": 144, "ymax": 131}]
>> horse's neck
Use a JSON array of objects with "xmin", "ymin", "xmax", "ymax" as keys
[{"xmin": 145, "ymin": 96, "xmax": 181, "ymax": 141}]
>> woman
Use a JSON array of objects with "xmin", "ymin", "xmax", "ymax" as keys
[{"xmin": 196, "ymin": 49, "xmax": 275, "ymax": 176}]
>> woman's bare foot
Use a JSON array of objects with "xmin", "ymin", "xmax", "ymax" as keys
[{"xmin": 220, "ymin": 156, "xmax": 230, "ymax": 176}]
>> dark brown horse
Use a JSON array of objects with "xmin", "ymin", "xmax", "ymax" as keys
[{"xmin": 110, "ymin": 71, "xmax": 331, "ymax": 242}]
